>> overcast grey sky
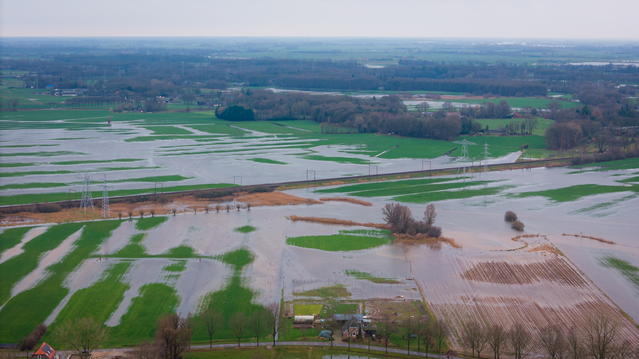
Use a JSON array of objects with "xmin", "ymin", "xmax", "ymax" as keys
[{"xmin": 1, "ymin": 0, "xmax": 637, "ymax": 39}]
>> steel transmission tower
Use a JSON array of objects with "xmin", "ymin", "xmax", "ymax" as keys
[
  {"xmin": 454, "ymin": 138, "xmax": 476, "ymax": 174},
  {"xmin": 78, "ymin": 171, "xmax": 95, "ymax": 214},
  {"xmin": 98, "ymin": 174, "xmax": 113, "ymax": 218},
  {"xmin": 483, "ymin": 143, "xmax": 491, "ymax": 173}
]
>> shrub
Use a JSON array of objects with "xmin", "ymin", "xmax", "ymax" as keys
[
  {"xmin": 117, "ymin": 212, "xmax": 122, "ymax": 220},
  {"xmin": 150, "ymin": 209, "xmax": 155, "ymax": 217},
  {"xmin": 428, "ymin": 226, "xmax": 442, "ymax": 238},
  {"xmin": 247, "ymin": 186, "xmax": 274, "ymax": 194},
  {"xmin": 18, "ymin": 324, "xmax": 47, "ymax": 351},
  {"xmin": 172, "ymin": 208, "xmax": 177, "ymax": 216},
  {"xmin": 153, "ymin": 195, "xmax": 172, "ymax": 204},
  {"xmin": 139, "ymin": 210, "xmax": 144, "ymax": 218},
  {"xmin": 37, "ymin": 203, "xmax": 62, "ymax": 213},
  {"xmin": 217, "ymin": 105, "xmax": 255, "ymax": 121},
  {"xmin": 414, "ymin": 220, "xmax": 431, "ymax": 234},
  {"xmin": 511, "ymin": 220, "xmax": 525, "ymax": 231},
  {"xmin": 504, "ymin": 211, "xmax": 518, "ymax": 222}
]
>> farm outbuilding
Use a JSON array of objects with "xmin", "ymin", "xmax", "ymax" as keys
[{"xmin": 293, "ymin": 315, "xmax": 315, "ymax": 324}]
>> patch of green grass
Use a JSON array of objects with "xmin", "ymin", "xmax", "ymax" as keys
[
  {"xmin": 294, "ymin": 304, "xmax": 323, "ymax": 316},
  {"xmin": 143, "ymin": 126, "xmax": 195, "ymax": 135},
  {"xmin": 0, "ymin": 183, "xmax": 235, "ymax": 206},
  {"xmin": 50, "ymin": 158, "xmax": 143, "ymax": 165},
  {"xmin": 294, "ymin": 284, "xmax": 351, "ymax": 299},
  {"xmin": 0, "ymin": 223, "xmax": 84, "ymax": 306},
  {"xmin": 48, "ymin": 261, "xmax": 131, "ymax": 338},
  {"xmin": 248, "ymin": 158, "xmax": 288, "ymax": 165},
  {"xmin": 215, "ymin": 248, "xmax": 255, "ymax": 273},
  {"xmin": 513, "ymin": 184, "xmax": 639, "ymax": 202},
  {"xmin": 0, "ymin": 182, "xmax": 67, "ymax": 190},
  {"xmin": 0, "ymin": 144, "xmax": 59, "ymax": 148},
  {"xmin": 130, "ymin": 233, "xmax": 146, "ymax": 244},
  {"xmin": 351, "ymin": 180, "xmax": 492, "ymax": 198},
  {"xmin": 111, "ymin": 175, "xmax": 192, "ymax": 183},
  {"xmin": 163, "ymin": 260, "xmax": 187, "ymax": 272},
  {"xmin": 440, "ymin": 97, "xmax": 581, "ymax": 109},
  {"xmin": 0, "ymin": 151, "xmax": 88, "ymax": 157},
  {"xmin": 193, "ymin": 248, "xmax": 265, "ymax": 342},
  {"xmin": 571, "ymin": 194, "xmax": 638, "ymax": 216},
  {"xmin": 107, "ymin": 244, "xmax": 203, "ymax": 259},
  {"xmin": 0, "ymin": 226, "xmax": 32, "ymax": 254},
  {"xmin": 187, "ymin": 124, "xmax": 249, "ymax": 135},
  {"xmin": 394, "ymin": 185, "xmax": 514, "ymax": 203},
  {"xmin": 302, "ymin": 154, "xmax": 375, "ymax": 165},
  {"xmin": 135, "ymin": 217, "xmax": 168, "ymax": 231},
  {"xmin": 344, "ymin": 270, "xmax": 401, "ymax": 284},
  {"xmin": 107, "ymin": 283, "xmax": 181, "ymax": 347},
  {"xmin": 475, "ymin": 118, "xmax": 554, "ymax": 136},
  {"xmin": 0, "ymin": 220, "xmax": 121, "ymax": 342},
  {"xmin": 617, "ymin": 176, "xmax": 639, "ymax": 183},
  {"xmin": 322, "ymin": 303, "xmax": 359, "ymax": 319},
  {"xmin": 113, "ymin": 244, "xmax": 148, "ymax": 257},
  {"xmin": 286, "ymin": 229, "xmax": 392, "ymax": 252},
  {"xmin": 317, "ymin": 177, "xmax": 455, "ymax": 194},
  {"xmin": 234, "ymin": 225, "xmax": 257, "ymax": 233},
  {"xmin": 569, "ymin": 157, "xmax": 639, "ymax": 172},
  {"xmin": 600, "ymin": 257, "xmax": 639, "ymax": 289},
  {"xmin": 271, "ymin": 120, "xmax": 322, "ymax": 132}
]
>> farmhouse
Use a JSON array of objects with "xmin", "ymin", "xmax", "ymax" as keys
[{"xmin": 31, "ymin": 342, "xmax": 56, "ymax": 359}]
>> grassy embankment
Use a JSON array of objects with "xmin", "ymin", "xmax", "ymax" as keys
[
  {"xmin": 0, "ymin": 183, "xmax": 235, "ymax": 206},
  {"xmin": 286, "ymin": 229, "xmax": 393, "ymax": 252}
]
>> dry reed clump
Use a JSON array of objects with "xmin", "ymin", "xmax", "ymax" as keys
[
  {"xmin": 525, "ymin": 243, "xmax": 561, "ymax": 256},
  {"xmin": 237, "ymin": 192, "xmax": 322, "ymax": 207},
  {"xmin": 288, "ymin": 215, "xmax": 389, "ymax": 229},
  {"xmin": 562, "ymin": 233, "xmax": 615, "ymax": 245},
  {"xmin": 319, "ymin": 197, "xmax": 373, "ymax": 206},
  {"xmin": 394, "ymin": 233, "xmax": 462, "ymax": 248}
]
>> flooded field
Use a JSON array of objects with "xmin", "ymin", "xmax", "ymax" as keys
[{"xmin": 1, "ymin": 110, "xmax": 639, "ymax": 352}]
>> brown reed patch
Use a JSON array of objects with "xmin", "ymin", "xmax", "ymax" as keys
[
  {"xmin": 562, "ymin": 233, "xmax": 615, "ymax": 245},
  {"xmin": 289, "ymin": 215, "xmax": 389, "ymax": 229},
  {"xmin": 394, "ymin": 233, "xmax": 462, "ymax": 248},
  {"xmin": 319, "ymin": 197, "xmax": 373, "ymax": 206},
  {"xmin": 237, "ymin": 192, "xmax": 321, "ymax": 207}
]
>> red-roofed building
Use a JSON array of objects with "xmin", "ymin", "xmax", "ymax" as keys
[{"xmin": 31, "ymin": 342, "xmax": 56, "ymax": 359}]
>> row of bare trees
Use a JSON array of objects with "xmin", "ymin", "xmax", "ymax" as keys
[
  {"xmin": 460, "ymin": 314, "xmax": 639, "ymax": 359},
  {"xmin": 383, "ymin": 202, "xmax": 442, "ymax": 237}
]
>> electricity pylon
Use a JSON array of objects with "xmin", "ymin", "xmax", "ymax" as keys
[
  {"xmin": 454, "ymin": 139, "xmax": 476, "ymax": 175},
  {"xmin": 78, "ymin": 171, "xmax": 95, "ymax": 214},
  {"xmin": 98, "ymin": 174, "xmax": 113, "ymax": 218}
]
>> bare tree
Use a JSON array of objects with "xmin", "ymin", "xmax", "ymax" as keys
[
  {"xmin": 325, "ymin": 318, "xmax": 342, "ymax": 349},
  {"xmin": 540, "ymin": 325, "xmax": 567, "ymax": 359},
  {"xmin": 378, "ymin": 314, "xmax": 398, "ymax": 353},
  {"xmin": 508, "ymin": 323, "xmax": 531, "ymax": 359},
  {"xmin": 566, "ymin": 326, "xmax": 587, "ymax": 359},
  {"xmin": 433, "ymin": 319, "xmax": 450, "ymax": 354},
  {"xmin": 201, "ymin": 308, "xmax": 223, "ymax": 348},
  {"xmin": 129, "ymin": 341, "xmax": 160, "ymax": 359},
  {"xmin": 263, "ymin": 302, "xmax": 286, "ymax": 347},
  {"xmin": 586, "ymin": 313, "xmax": 618, "ymax": 359},
  {"xmin": 155, "ymin": 313, "xmax": 191, "ymax": 359},
  {"xmin": 462, "ymin": 320, "xmax": 485, "ymax": 359},
  {"xmin": 487, "ymin": 325, "xmax": 507, "ymax": 359},
  {"xmin": 53, "ymin": 317, "xmax": 107, "ymax": 358},
  {"xmin": 230, "ymin": 313, "xmax": 248, "ymax": 347},
  {"xmin": 139, "ymin": 210, "xmax": 144, "ymax": 218},
  {"xmin": 420, "ymin": 319, "xmax": 434, "ymax": 357},
  {"xmin": 250, "ymin": 311, "xmax": 266, "ymax": 347},
  {"xmin": 424, "ymin": 203, "xmax": 437, "ymax": 225},
  {"xmin": 382, "ymin": 203, "xmax": 414, "ymax": 233}
]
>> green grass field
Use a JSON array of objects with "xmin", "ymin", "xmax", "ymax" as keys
[
  {"xmin": 163, "ymin": 260, "xmax": 187, "ymax": 272},
  {"xmin": 513, "ymin": 184, "xmax": 639, "ymax": 202},
  {"xmin": 144, "ymin": 126, "xmax": 196, "ymax": 135},
  {"xmin": 0, "ymin": 220, "xmax": 121, "ymax": 342},
  {"xmin": 438, "ymin": 97, "xmax": 581, "ymax": 109},
  {"xmin": 394, "ymin": 184, "xmax": 514, "ymax": 203},
  {"xmin": 0, "ymin": 182, "xmax": 68, "ymax": 190},
  {"xmin": 0, "ymin": 183, "xmax": 235, "ymax": 206},
  {"xmin": 234, "ymin": 225, "xmax": 257, "ymax": 233},
  {"xmin": 600, "ymin": 257, "xmax": 639, "ymax": 290},
  {"xmin": 186, "ymin": 124, "xmax": 248, "ymax": 135},
  {"xmin": 569, "ymin": 157, "xmax": 639, "ymax": 172},
  {"xmin": 0, "ymin": 226, "xmax": 32, "ymax": 254},
  {"xmin": 344, "ymin": 270, "xmax": 401, "ymax": 284},
  {"xmin": 294, "ymin": 304, "xmax": 323, "ymax": 316},
  {"xmin": 0, "ymin": 151, "xmax": 88, "ymax": 157},
  {"xmin": 302, "ymin": 154, "xmax": 375, "ymax": 165},
  {"xmin": 475, "ymin": 118, "xmax": 554, "ymax": 136},
  {"xmin": 293, "ymin": 284, "xmax": 351, "ymax": 299},
  {"xmin": 51, "ymin": 158, "xmax": 143, "ymax": 165},
  {"xmin": 286, "ymin": 229, "xmax": 392, "ymax": 252},
  {"xmin": 248, "ymin": 158, "xmax": 288, "ymax": 165},
  {"xmin": 135, "ymin": 216, "xmax": 168, "ymax": 230},
  {"xmin": 317, "ymin": 177, "xmax": 455, "ymax": 194}
]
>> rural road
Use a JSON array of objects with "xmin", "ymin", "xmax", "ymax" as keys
[{"xmin": 62, "ymin": 342, "xmax": 458, "ymax": 359}]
